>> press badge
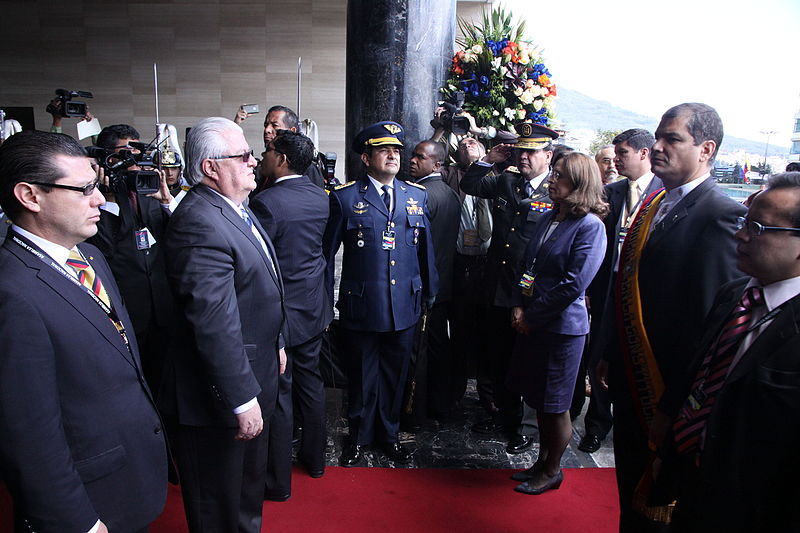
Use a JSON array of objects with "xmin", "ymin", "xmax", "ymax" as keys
[
  {"xmin": 382, "ymin": 230, "xmax": 396, "ymax": 250},
  {"xmin": 135, "ymin": 228, "xmax": 155, "ymax": 250},
  {"xmin": 463, "ymin": 229, "xmax": 479, "ymax": 247}
]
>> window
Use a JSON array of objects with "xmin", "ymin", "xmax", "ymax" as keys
[
  {"xmin": 792, "ymin": 141, "xmax": 800, "ymax": 155},
  {"xmin": 795, "ymin": 119, "xmax": 800, "ymax": 133}
]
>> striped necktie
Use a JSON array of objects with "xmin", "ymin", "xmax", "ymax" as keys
[
  {"xmin": 66, "ymin": 250, "xmax": 112, "ymax": 309},
  {"xmin": 672, "ymin": 286, "xmax": 764, "ymax": 457}
]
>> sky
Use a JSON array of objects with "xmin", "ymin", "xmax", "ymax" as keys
[{"xmin": 502, "ymin": 0, "xmax": 800, "ymax": 146}]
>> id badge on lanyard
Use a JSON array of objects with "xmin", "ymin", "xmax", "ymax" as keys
[{"xmin": 518, "ymin": 259, "xmax": 536, "ymax": 297}]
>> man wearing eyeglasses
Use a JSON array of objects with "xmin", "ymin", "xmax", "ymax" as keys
[
  {"xmin": 0, "ymin": 130, "xmax": 168, "ymax": 532},
  {"xmin": 604, "ymin": 103, "xmax": 746, "ymax": 532},
  {"xmin": 651, "ymin": 172, "xmax": 800, "ymax": 532},
  {"xmin": 163, "ymin": 117, "xmax": 286, "ymax": 533},
  {"xmin": 88, "ymin": 124, "xmax": 178, "ymax": 396}
]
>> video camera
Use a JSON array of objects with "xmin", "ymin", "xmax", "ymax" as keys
[
  {"xmin": 87, "ymin": 141, "xmax": 161, "ymax": 195},
  {"xmin": 317, "ymin": 151, "xmax": 337, "ymax": 189},
  {"xmin": 45, "ymin": 88, "xmax": 93, "ymax": 118},
  {"xmin": 437, "ymin": 90, "xmax": 470, "ymax": 135}
]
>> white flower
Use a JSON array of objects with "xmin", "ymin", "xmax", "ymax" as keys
[
  {"xmin": 518, "ymin": 109, "xmax": 527, "ymax": 120},
  {"xmin": 449, "ymin": 84, "xmax": 457, "ymax": 91},
  {"xmin": 492, "ymin": 57, "xmax": 502, "ymax": 69},
  {"xmin": 504, "ymin": 107, "xmax": 516, "ymax": 120},
  {"xmin": 471, "ymin": 44, "xmax": 483, "ymax": 55},
  {"xmin": 492, "ymin": 109, "xmax": 500, "ymax": 116},
  {"xmin": 533, "ymin": 98, "xmax": 544, "ymax": 111},
  {"xmin": 519, "ymin": 90, "xmax": 534, "ymax": 105},
  {"xmin": 463, "ymin": 51, "xmax": 476, "ymax": 63},
  {"xmin": 513, "ymin": 87, "xmax": 524, "ymax": 97},
  {"xmin": 528, "ymin": 85, "xmax": 543, "ymax": 98}
]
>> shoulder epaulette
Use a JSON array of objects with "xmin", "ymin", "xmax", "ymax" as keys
[
  {"xmin": 180, "ymin": 185, "xmax": 191, "ymax": 191},
  {"xmin": 335, "ymin": 181, "xmax": 356, "ymax": 190},
  {"xmin": 406, "ymin": 181, "xmax": 426, "ymax": 190},
  {"xmin": 506, "ymin": 166, "xmax": 521, "ymax": 174}
]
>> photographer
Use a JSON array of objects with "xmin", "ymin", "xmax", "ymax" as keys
[
  {"xmin": 86, "ymin": 124, "xmax": 178, "ymax": 395},
  {"xmin": 235, "ymin": 104, "xmax": 326, "ymax": 191}
]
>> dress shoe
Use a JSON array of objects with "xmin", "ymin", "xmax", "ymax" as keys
[
  {"xmin": 340, "ymin": 444, "xmax": 365, "ymax": 467},
  {"xmin": 308, "ymin": 468, "xmax": 325, "ymax": 479},
  {"xmin": 292, "ymin": 426, "xmax": 302, "ymax": 447},
  {"xmin": 471, "ymin": 418, "xmax": 504, "ymax": 435},
  {"xmin": 506, "ymin": 434, "xmax": 534, "ymax": 454},
  {"xmin": 514, "ymin": 470, "xmax": 564, "ymax": 495},
  {"xmin": 265, "ymin": 492, "xmax": 291, "ymax": 502},
  {"xmin": 382, "ymin": 442, "xmax": 412, "ymax": 464},
  {"xmin": 510, "ymin": 463, "xmax": 542, "ymax": 482},
  {"xmin": 578, "ymin": 433, "xmax": 603, "ymax": 453}
]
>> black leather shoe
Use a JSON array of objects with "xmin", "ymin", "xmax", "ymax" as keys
[
  {"xmin": 292, "ymin": 426, "xmax": 303, "ymax": 447},
  {"xmin": 514, "ymin": 470, "xmax": 564, "ymax": 495},
  {"xmin": 578, "ymin": 433, "xmax": 602, "ymax": 453},
  {"xmin": 510, "ymin": 463, "xmax": 541, "ymax": 482},
  {"xmin": 340, "ymin": 444, "xmax": 365, "ymax": 467},
  {"xmin": 506, "ymin": 434, "xmax": 534, "ymax": 454},
  {"xmin": 265, "ymin": 492, "xmax": 291, "ymax": 502},
  {"xmin": 382, "ymin": 442, "xmax": 412, "ymax": 464},
  {"xmin": 471, "ymin": 419, "xmax": 504, "ymax": 435}
]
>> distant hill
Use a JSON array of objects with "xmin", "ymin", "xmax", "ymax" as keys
[{"xmin": 555, "ymin": 87, "xmax": 789, "ymax": 156}]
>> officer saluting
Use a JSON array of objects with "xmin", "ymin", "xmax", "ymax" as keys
[
  {"xmin": 323, "ymin": 121, "xmax": 438, "ymax": 466},
  {"xmin": 460, "ymin": 122, "xmax": 560, "ymax": 452}
]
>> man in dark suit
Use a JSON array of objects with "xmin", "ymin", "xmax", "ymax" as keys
[
  {"xmin": 581, "ymin": 128, "xmax": 662, "ymax": 453},
  {"xmin": 323, "ymin": 121, "xmax": 438, "ymax": 466},
  {"xmin": 88, "ymin": 124, "xmax": 178, "ymax": 394},
  {"xmin": 655, "ymin": 172, "xmax": 800, "ymax": 532},
  {"xmin": 460, "ymin": 122, "xmax": 559, "ymax": 454},
  {"xmin": 0, "ymin": 131, "xmax": 167, "ymax": 533},
  {"xmin": 606, "ymin": 103, "xmax": 746, "ymax": 532},
  {"xmin": 163, "ymin": 117, "xmax": 286, "ymax": 533},
  {"xmin": 250, "ymin": 130, "xmax": 332, "ymax": 497},
  {"xmin": 407, "ymin": 140, "xmax": 461, "ymax": 421}
]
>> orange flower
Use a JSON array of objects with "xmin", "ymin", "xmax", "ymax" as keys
[
  {"xmin": 453, "ymin": 65, "xmax": 464, "ymax": 75},
  {"xmin": 538, "ymin": 74, "xmax": 550, "ymax": 86},
  {"xmin": 548, "ymin": 84, "xmax": 557, "ymax": 97}
]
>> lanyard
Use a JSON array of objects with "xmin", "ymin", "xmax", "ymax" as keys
[{"xmin": 10, "ymin": 233, "xmax": 131, "ymax": 349}]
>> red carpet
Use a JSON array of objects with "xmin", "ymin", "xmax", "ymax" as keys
[{"xmin": 3, "ymin": 467, "xmax": 619, "ymax": 532}]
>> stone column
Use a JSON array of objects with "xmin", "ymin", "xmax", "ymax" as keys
[{"xmin": 345, "ymin": 0, "xmax": 456, "ymax": 179}]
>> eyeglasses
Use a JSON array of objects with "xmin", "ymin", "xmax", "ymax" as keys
[
  {"xmin": 736, "ymin": 216, "xmax": 800, "ymax": 236},
  {"xmin": 26, "ymin": 179, "xmax": 100, "ymax": 196},
  {"xmin": 211, "ymin": 150, "xmax": 254, "ymax": 164}
]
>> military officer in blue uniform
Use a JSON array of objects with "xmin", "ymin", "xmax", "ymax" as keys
[{"xmin": 323, "ymin": 121, "xmax": 438, "ymax": 466}]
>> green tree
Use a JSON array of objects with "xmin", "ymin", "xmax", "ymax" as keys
[{"xmin": 588, "ymin": 129, "xmax": 622, "ymax": 155}]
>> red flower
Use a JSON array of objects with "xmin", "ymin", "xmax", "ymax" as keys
[{"xmin": 548, "ymin": 84, "xmax": 557, "ymax": 97}]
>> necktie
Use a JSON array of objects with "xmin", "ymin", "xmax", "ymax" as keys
[
  {"xmin": 626, "ymin": 181, "xmax": 641, "ymax": 223},
  {"xmin": 475, "ymin": 197, "xmax": 493, "ymax": 242},
  {"xmin": 240, "ymin": 207, "xmax": 276, "ymax": 273},
  {"xmin": 672, "ymin": 286, "xmax": 764, "ymax": 456},
  {"xmin": 66, "ymin": 250, "xmax": 112, "ymax": 309},
  {"xmin": 381, "ymin": 185, "xmax": 392, "ymax": 213},
  {"xmin": 524, "ymin": 181, "xmax": 534, "ymax": 198}
]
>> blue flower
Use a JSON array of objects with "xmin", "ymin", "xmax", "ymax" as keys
[{"xmin": 479, "ymin": 75, "xmax": 489, "ymax": 86}]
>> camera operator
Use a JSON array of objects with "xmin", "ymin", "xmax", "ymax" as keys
[
  {"xmin": 86, "ymin": 124, "xmax": 178, "ymax": 395},
  {"xmin": 235, "ymin": 104, "xmax": 326, "ymax": 191},
  {"xmin": 46, "ymin": 97, "xmax": 95, "ymax": 138}
]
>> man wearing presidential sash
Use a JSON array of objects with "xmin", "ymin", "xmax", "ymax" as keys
[{"xmin": 606, "ymin": 103, "xmax": 745, "ymax": 532}]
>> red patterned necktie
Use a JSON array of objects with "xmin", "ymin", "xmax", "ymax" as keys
[
  {"xmin": 672, "ymin": 285, "xmax": 764, "ymax": 456},
  {"xmin": 66, "ymin": 250, "xmax": 112, "ymax": 309}
]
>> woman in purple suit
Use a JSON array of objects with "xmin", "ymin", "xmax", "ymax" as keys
[{"xmin": 508, "ymin": 151, "xmax": 608, "ymax": 494}]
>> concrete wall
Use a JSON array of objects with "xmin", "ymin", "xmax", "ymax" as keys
[{"xmin": 0, "ymin": 0, "xmax": 491, "ymax": 180}]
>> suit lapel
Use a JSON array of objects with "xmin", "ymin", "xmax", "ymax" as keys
[
  {"xmin": 8, "ymin": 241, "xmax": 138, "ymax": 369},
  {"xmin": 361, "ymin": 179, "xmax": 389, "ymax": 217},
  {"xmin": 645, "ymin": 177, "xmax": 713, "ymax": 250},
  {"xmin": 726, "ymin": 293, "xmax": 800, "ymax": 384},
  {"xmin": 197, "ymin": 185, "xmax": 280, "ymax": 288}
]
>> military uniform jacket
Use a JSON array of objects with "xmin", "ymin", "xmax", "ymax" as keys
[
  {"xmin": 460, "ymin": 161, "xmax": 552, "ymax": 308},
  {"xmin": 323, "ymin": 177, "xmax": 439, "ymax": 332}
]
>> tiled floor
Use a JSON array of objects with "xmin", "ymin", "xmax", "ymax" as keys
[{"xmin": 319, "ymin": 380, "xmax": 615, "ymax": 470}]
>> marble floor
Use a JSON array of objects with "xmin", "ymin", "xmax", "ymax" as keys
[{"xmin": 317, "ymin": 380, "xmax": 615, "ymax": 470}]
